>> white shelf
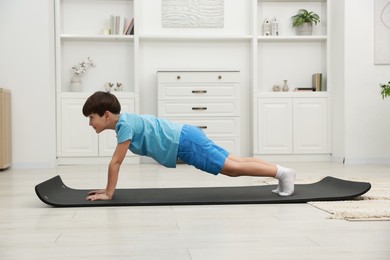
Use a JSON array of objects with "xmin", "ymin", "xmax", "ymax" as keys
[
  {"xmin": 257, "ymin": 91, "xmax": 330, "ymax": 98},
  {"xmin": 257, "ymin": 35, "xmax": 327, "ymax": 42},
  {"xmin": 59, "ymin": 91, "xmax": 136, "ymax": 99},
  {"xmin": 61, "ymin": 34, "xmax": 134, "ymax": 41},
  {"xmin": 139, "ymin": 35, "xmax": 253, "ymax": 41},
  {"xmin": 259, "ymin": 0, "xmax": 325, "ymax": 2}
]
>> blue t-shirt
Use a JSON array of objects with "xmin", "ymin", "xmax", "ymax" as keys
[{"xmin": 115, "ymin": 113, "xmax": 183, "ymax": 167}]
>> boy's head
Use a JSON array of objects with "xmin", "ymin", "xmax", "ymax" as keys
[{"xmin": 83, "ymin": 91, "xmax": 121, "ymax": 117}]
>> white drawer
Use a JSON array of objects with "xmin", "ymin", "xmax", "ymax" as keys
[
  {"xmin": 157, "ymin": 71, "xmax": 239, "ymax": 83},
  {"xmin": 168, "ymin": 118, "xmax": 240, "ymax": 137},
  {"xmin": 158, "ymin": 101, "xmax": 240, "ymax": 117},
  {"xmin": 212, "ymin": 137, "xmax": 241, "ymax": 156},
  {"xmin": 158, "ymin": 83, "xmax": 238, "ymax": 99}
]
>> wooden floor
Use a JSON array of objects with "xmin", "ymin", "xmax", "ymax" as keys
[{"xmin": 0, "ymin": 162, "xmax": 389, "ymax": 259}]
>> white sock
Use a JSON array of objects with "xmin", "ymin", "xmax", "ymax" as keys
[
  {"xmin": 274, "ymin": 165, "xmax": 296, "ymax": 196},
  {"xmin": 271, "ymin": 178, "xmax": 283, "ymax": 194},
  {"xmin": 272, "ymin": 165, "xmax": 286, "ymax": 194}
]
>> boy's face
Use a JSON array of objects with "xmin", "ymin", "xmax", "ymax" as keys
[{"xmin": 87, "ymin": 113, "xmax": 107, "ymax": 134}]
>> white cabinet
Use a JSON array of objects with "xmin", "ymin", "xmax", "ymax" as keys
[
  {"xmin": 257, "ymin": 97, "xmax": 293, "ymax": 154},
  {"xmin": 157, "ymin": 71, "xmax": 241, "ymax": 155},
  {"xmin": 55, "ymin": 0, "xmax": 139, "ymax": 163},
  {"xmin": 253, "ymin": 0, "xmax": 332, "ymax": 159},
  {"xmin": 257, "ymin": 93, "xmax": 330, "ymax": 155},
  {"xmin": 59, "ymin": 97, "xmax": 98, "ymax": 157},
  {"xmin": 58, "ymin": 93, "xmax": 136, "ymax": 162},
  {"xmin": 293, "ymin": 97, "xmax": 330, "ymax": 154}
]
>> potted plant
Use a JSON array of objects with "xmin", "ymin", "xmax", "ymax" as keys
[
  {"xmin": 380, "ymin": 81, "xmax": 390, "ymax": 99},
  {"xmin": 291, "ymin": 9, "xmax": 320, "ymax": 35}
]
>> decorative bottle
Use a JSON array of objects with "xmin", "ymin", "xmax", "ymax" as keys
[
  {"xmin": 271, "ymin": 17, "xmax": 279, "ymax": 36},
  {"xmin": 263, "ymin": 19, "xmax": 271, "ymax": 36},
  {"xmin": 282, "ymin": 80, "xmax": 289, "ymax": 92}
]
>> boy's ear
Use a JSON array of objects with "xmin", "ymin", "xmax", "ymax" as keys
[{"xmin": 104, "ymin": 111, "xmax": 111, "ymax": 119}]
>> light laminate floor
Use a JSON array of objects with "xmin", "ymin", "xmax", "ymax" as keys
[{"xmin": 0, "ymin": 162, "xmax": 389, "ymax": 259}]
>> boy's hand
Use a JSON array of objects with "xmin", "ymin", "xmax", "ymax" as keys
[
  {"xmin": 88, "ymin": 189, "xmax": 106, "ymax": 195},
  {"xmin": 86, "ymin": 190, "xmax": 112, "ymax": 201}
]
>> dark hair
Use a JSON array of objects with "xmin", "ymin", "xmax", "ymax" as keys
[{"xmin": 82, "ymin": 91, "xmax": 121, "ymax": 117}]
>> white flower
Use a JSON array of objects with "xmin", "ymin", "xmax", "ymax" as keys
[{"xmin": 72, "ymin": 57, "xmax": 96, "ymax": 75}]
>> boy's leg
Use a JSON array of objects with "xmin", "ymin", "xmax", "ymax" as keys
[
  {"xmin": 177, "ymin": 125, "xmax": 295, "ymax": 196},
  {"xmin": 220, "ymin": 154, "xmax": 296, "ymax": 196},
  {"xmin": 226, "ymin": 154, "xmax": 285, "ymax": 194},
  {"xmin": 227, "ymin": 154, "xmax": 276, "ymax": 167}
]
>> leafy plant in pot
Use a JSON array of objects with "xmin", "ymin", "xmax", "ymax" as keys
[
  {"xmin": 291, "ymin": 9, "xmax": 320, "ymax": 35},
  {"xmin": 380, "ymin": 81, "xmax": 390, "ymax": 99}
]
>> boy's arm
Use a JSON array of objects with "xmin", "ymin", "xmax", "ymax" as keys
[{"xmin": 86, "ymin": 140, "xmax": 130, "ymax": 201}]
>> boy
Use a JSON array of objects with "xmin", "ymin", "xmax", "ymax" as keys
[{"xmin": 82, "ymin": 91, "xmax": 296, "ymax": 201}]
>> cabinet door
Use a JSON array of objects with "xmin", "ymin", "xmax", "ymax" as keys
[
  {"xmin": 257, "ymin": 98, "xmax": 293, "ymax": 154},
  {"xmin": 99, "ymin": 98, "xmax": 135, "ymax": 156},
  {"xmin": 60, "ymin": 98, "xmax": 98, "ymax": 156},
  {"xmin": 293, "ymin": 98, "xmax": 329, "ymax": 154}
]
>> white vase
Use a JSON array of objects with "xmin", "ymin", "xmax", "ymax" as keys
[
  {"xmin": 296, "ymin": 23, "xmax": 313, "ymax": 35},
  {"xmin": 70, "ymin": 74, "xmax": 83, "ymax": 92},
  {"xmin": 282, "ymin": 80, "xmax": 289, "ymax": 92}
]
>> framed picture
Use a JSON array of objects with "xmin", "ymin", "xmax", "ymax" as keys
[
  {"xmin": 162, "ymin": 0, "xmax": 224, "ymax": 28},
  {"xmin": 375, "ymin": 0, "xmax": 390, "ymax": 64}
]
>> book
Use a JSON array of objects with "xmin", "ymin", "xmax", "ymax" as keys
[
  {"xmin": 129, "ymin": 20, "xmax": 134, "ymax": 35},
  {"xmin": 123, "ymin": 18, "xmax": 134, "ymax": 35},
  {"xmin": 294, "ymin": 87, "xmax": 315, "ymax": 92},
  {"xmin": 115, "ymin": 16, "xmax": 121, "ymax": 35},
  {"xmin": 110, "ymin": 15, "xmax": 126, "ymax": 35},
  {"xmin": 312, "ymin": 73, "xmax": 322, "ymax": 91},
  {"xmin": 110, "ymin": 15, "xmax": 116, "ymax": 35}
]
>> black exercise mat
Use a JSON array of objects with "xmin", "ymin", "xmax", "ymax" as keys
[{"xmin": 35, "ymin": 175, "xmax": 371, "ymax": 207}]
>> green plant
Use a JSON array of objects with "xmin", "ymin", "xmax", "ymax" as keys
[
  {"xmin": 291, "ymin": 9, "xmax": 320, "ymax": 27},
  {"xmin": 380, "ymin": 81, "xmax": 390, "ymax": 99}
]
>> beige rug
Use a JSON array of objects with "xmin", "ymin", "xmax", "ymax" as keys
[{"xmin": 308, "ymin": 179, "xmax": 390, "ymax": 221}]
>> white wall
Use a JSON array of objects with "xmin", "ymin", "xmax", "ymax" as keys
[
  {"xmin": 342, "ymin": 0, "xmax": 390, "ymax": 164},
  {"xmin": 0, "ymin": 0, "xmax": 57, "ymax": 168},
  {"xmin": 0, "ymin": 0, "xmax": 389, "ymax": 167},
  {"xmin": 330, "ymin": 0, "xmax": 345, "ymax": 162}
]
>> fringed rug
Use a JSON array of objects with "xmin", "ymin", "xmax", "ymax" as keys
[{"xmin": 308, "ymin": 179, "xmax": 390, "ymax": 221}]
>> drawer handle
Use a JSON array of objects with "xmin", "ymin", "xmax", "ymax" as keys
[
  {"xmin": 192, "ymin": 107, "xmax": 207, "ymax": 111},
  {"xmin": 218, "ymin": 75, "xmax": 222, "ymax": 80},
  {"xmin": 177, "ymin": 75, "xmax": 181, "ymax": 80},
  {"xmin": 192, "ymin": 90, "xmax": 207, "ymax": 94},
  {"xmin": 197, "ymin": 126, "xmax": 208, "ymax": 129}
]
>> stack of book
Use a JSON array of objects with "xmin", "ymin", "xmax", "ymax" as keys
[
  {"xmin": 293, "ymin": 73, "xmax": 324, "ymax": 92},
  {"xmin": 110, "ymin": 16, "xmax": 134, "ymax": 35}
]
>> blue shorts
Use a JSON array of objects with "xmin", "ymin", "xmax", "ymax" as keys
[{"xmin": 177, "ymin": 125, "xmax": 229, "ymax": 175}]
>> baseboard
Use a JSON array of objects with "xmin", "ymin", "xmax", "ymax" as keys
[
  {"xmin": 343, "ymin": 157, "xmax": 390, "ymax": 165},
  {"xmin": 253, "ymin": 154, "xmax": 332, "ymax": 163},
  {"xmin": 11, "ymin": 161, "xmax": 57, "ymax": 169},
  {"xmin": 57, "ymin": 156, "xmax": 140, "ymax": 165}
]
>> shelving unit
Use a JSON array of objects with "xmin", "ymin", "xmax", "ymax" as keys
[
  {"xmin": 253, "ymin": 0, "xmax": 331, "ymax": 159},
  {"xmin": 254, "ymin": 0, "xmax": 329, "ymax": 93},
  {"xmin": 54, "ymin": 0, "xmax": 332, "ymax": 164},
  {"xmin": 55, "ymin": 0, "xmax": 139, "ymax": 164}
]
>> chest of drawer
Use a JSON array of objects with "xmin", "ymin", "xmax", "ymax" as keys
[
  {"xmin": 158, "ymin": 101, "xmax": 240, "ymax": 117},
  {"xmin": 157, "ymin": 71, "xmax": 239, "ymax": 83}
]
